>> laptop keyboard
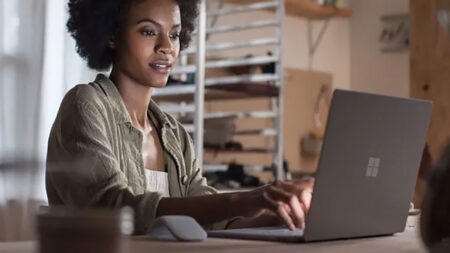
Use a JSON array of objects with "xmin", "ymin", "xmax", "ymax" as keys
[{"xmin": 208, "ymin": 226, "xmax": 304, "ymax": 240}]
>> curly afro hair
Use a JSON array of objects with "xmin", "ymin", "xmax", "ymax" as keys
[{"xmin": 67, "ymin": 0, "xmax": 199, "ymax": 71}]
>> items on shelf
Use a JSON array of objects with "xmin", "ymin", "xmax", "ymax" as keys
[
  {"xmin": 314, "ymin": 0, "xmax": 346, "ymax": 7},
  {"xmin": 204, "ymin": 117, "xmax": 236, "ymax": 148},
  {"xmin": 207, "ymin": 164, "xmax": 263, "ymax": 189},
  {"xmin": 262, "ymin": 51, "xmax": 276, "ymax": 74},
  {"xmin": 166, "ymin": 76, "xmax": 189, "ymax": 86},
  {"xmin": 206, "ymin": 162, "xmax": 287, "ymax": 187},
  {"xmin": 205, "ymin": 159, "xmax": 292, "ymax": 189}
]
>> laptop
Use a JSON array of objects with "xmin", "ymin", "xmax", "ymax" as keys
[{"xmin": 208, "ymin": 89, "xmax": 432, "ymax": 242}]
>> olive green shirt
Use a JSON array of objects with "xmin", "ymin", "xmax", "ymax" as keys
[{"xmin": 46, "ymin": 74, "xmax": 227, "ymax": 233}]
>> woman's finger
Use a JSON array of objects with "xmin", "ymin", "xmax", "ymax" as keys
[
  {"xmin": 277, "ymin": 204, "xmax": 296, "ymax": 231},
  {"xmin": 263, "ymin": 191, "xmax": 295, "ymax": 230},
  {"xmin": 272, "ymin": 180, "xmax": 313, "ymax": 215},
  {"xmin": 273, "ymin": 180, "xmax": 314, "ymax": 197},
  {"xmin": 287, "ymin": 194, "xmax": 306, "ymax": 229},
  {"xmin": 300, "ymin": 189, "xmax": 313, "ymax": 211},
  {"xmin": 265, "ymin": 186, "xmax": 305, "ymax": 229}
]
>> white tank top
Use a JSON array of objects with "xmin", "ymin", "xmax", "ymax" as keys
[{"xmin": 144, "ymin": 169, "xmax": 170, "ymax": 197}]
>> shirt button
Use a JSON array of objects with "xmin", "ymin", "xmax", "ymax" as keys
[{"xmin": 181, "ymin": 175, "xmax": 188, "ymax": 185}]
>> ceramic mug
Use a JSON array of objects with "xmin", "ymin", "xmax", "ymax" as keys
[{"xmin": 36, "ymin": 207, "xmax": 133, "ymax": 253}]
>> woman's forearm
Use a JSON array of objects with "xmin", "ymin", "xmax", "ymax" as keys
[
  {"xmin": 156, "ymin": 192, "xmax": 245, "ymax": 226},
  {"xmin": 157, "ymin": 193, "xmax": 281, "ymax": 229},
  {"xmin": 156, "ymin": 179, "xmax": 314, "ymax": 230}
]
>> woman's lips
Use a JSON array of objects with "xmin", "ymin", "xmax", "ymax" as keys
[{"xmin": 149, "ymin": 62, "xmax": 172, "ymax": 74}]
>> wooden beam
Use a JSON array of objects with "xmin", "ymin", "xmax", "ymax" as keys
[{"xmin": 410, "ymin": 0, "xmax": 450, "ymax": 160}]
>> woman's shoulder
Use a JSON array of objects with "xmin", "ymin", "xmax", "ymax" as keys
[
  {"xmin": 62, "ymin": 82, "xmax": 107, "ymax": 109},
  {"xmin": 52, "ymin": 82, "xmax": 114, "ymax": 130}
]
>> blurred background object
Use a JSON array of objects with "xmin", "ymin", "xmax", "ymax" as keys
[
  {"xmin": 0, "ymin": 159, "xmax": 46, "ymax": 241},
  {"xmin": 412, "ymin": 144, "xmax": 434, "ymax": 209},
  {"xmin": 0, "ymin": 156, "xmax": 134, "ymax": 248},
  {"xmin": 37, "ymin": 207, "xmax": 133, "ymax": 253},
  {"xmin": 0, "ymin": 0, "xmax": 46, "ymax": 161},
  {"xmin": 419, "ymin": 3, "xmax": 450, "ymax": 252},
  {"xmin": 379, "ymin": 13, "xmax": 410, "ymax": 53},
  {"xmin": 438, "ymin": 7, "xmax": 450, "ymax": 33},
  {"xmin": 0, "ymin": 0, "xmax": 99, "ymax": 166},
  {"xmin": 420, "ymin": 143, "xmax": 450, "ymax": 252},
  {"xmin": 410, "ymin": 0, "xmax": 450, "ymax": 165}
]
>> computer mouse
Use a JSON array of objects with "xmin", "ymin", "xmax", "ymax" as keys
[{"xmin": 148, "ymin": 215, "xmax": 207, "ymax": 241}]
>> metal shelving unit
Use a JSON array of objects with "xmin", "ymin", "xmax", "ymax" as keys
[{"xmin": 153, "ymin": 0, "xmax": 286, "ymax": 180}]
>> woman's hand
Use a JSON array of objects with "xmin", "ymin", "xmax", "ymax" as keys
[
  {"xmin": 157, "ymin": 177, "xmax": 314, "ymax": 230},
  {"xmin": 235, "ymin": 178, "xmax": 314, "ymax": 230}
]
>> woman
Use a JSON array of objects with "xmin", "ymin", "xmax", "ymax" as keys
[{"xmin": 46, "ymin": 0, "xmax": 313, "ymax": 234}]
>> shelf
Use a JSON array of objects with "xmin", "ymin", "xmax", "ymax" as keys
[
  {"xmin": 153, "ymin": 81, "xmax": 279, "ymax": 103},
  {"xmin": 205, "ymin": 147, "xmax": 276, "ymax": 153},
  {"xmin": 234, "ymin": 128, "xmax": 277, "ymax": 136},
  {"xmin": 160, "ymin": 107, "xmax": 276, "ymax": 120},
  {"xmin": 203, "ymin": 110, "xmax": 277, "ymax": 120},
  {"xmin": 286, "ymin": 0, "xmax": 353, "ymax": 19},
  {"xmin": 193, "ymin": 19, "xmax": 280, "ymax": 35},
  {"xmin": 182, "ymin": 37, "xmax": 280, "ymax": 55},
  {"xmin": 176, "ymin": 0, "xmax": 285, "ymax": 179},
  {"xmin": 202, "ymin": 164, "xmax": 266, "ymax": 172},
  {"xmin": 171, "ymin": 55, "xmax": 279, "ymax": 75},
  {"xmin": 159, "ymin": 104, "xmax": 195, "ymax": 114},
  {"xmin": 184, "ymin": 123, "xmax": 277, "ymax": 137},
  {"xmin": 203, "ymin": 149, "xmax": 273, "ymax": 167},
  {"xmin": 207, "ymin": 74, "xmax": 279, "ymax": 86},
  {"xmin": 155, "ymin": 87, "xmax": 271, "ymax": 103},
  {"xmin": 208, "ymin": 1, "xmax": 279, "ymax": 16},
  {"xmin": 209, "ymin": 82, "xmax": 278, "ymax": 96},
  {"xmin": 227, "ymin": 0, "xmax": 353, "ymax": 20}
]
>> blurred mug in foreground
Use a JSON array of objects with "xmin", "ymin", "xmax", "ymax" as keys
[{"xmin": 36, "ymin": 207, "xmax": 134, "ymax": 253}]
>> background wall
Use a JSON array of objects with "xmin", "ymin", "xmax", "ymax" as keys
[{"xmin": 349, "ymin": 0, "xmax": 410, "ymax": 97}]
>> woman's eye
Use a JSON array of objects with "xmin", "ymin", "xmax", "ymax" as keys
[
  {"xmin": 170, "ymin": 32, "xmax": 181, "ymax": 39},
  {"xmin": 141, "ymin": 30, "xmax": 156, "ymax": 36}
]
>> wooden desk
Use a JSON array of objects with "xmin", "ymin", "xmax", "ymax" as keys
[{"xmin": 0, "ymin": 216, "xmax": 427, "ymax": 253}]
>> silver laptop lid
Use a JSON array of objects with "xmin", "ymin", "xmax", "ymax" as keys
[{"xmin": 304, "ymin": 89, "xmax": 432, "ymax": 241}]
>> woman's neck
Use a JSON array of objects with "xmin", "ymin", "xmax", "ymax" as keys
[{"xmin": 109, "ymin": 67, "xmax": 153, "ymax": 128}]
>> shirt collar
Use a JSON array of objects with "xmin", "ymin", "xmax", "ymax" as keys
[{"xmin": 94, "ymin": 74, "xmax": 177, "ymax": 130}]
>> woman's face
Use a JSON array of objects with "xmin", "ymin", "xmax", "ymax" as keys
[{"xmin": 114, "ymin": 0, "xmax": 181, "ymax": 88}]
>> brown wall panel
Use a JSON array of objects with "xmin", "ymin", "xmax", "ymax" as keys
[{"xmin": 410, "ymin": 0, "xmax": 450, "ymax": 159}]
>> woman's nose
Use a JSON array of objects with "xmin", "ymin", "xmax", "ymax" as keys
[{"xmin": 156, "ymin": 36, "xmax": 173, "ymax": 55}]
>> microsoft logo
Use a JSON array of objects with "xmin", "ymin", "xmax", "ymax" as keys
[{"xmin": 366, "ymin": 157, "xmax": 381, "ymax": 178}]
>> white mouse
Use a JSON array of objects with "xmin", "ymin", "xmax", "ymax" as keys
[{"xmin": 148, "ymin": 215, "xmax": 207, "ymax": 241}]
